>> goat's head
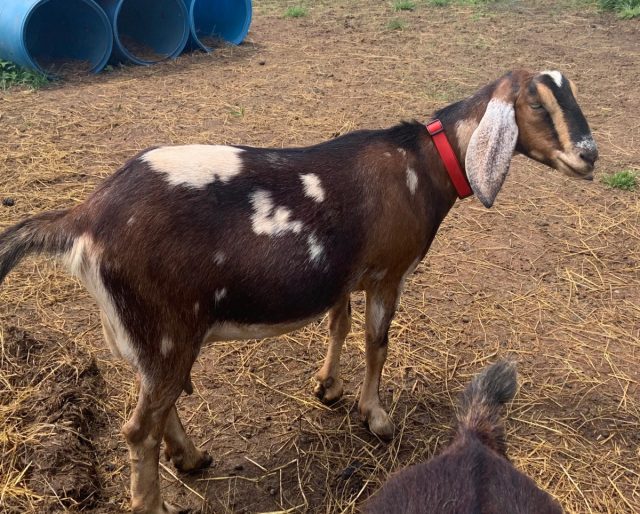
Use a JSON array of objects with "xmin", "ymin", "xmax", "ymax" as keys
[{"xmin": 463, "ymin": 70, "xmax": 598, "ymax": 207}]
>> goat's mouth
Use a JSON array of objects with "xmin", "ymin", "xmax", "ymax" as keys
[{"xmin": 554, "ymin": 152, "xmax": 595, "ymax": 180}]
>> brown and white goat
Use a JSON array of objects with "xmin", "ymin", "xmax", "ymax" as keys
[
  {"xmin": 364, "ymin": 361, "xmax": 563, "ymax": 514},
  {"xmin": 0, "ymin": 69, "xmax": 596, "ymax": 513}
]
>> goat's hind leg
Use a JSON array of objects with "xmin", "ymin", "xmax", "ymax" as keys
[
  {"xmin": 122, "ymin": 375, "xmax": 183, "ymax": 514},
  {"xmin": 314, "ymin": 294, "xmax": 351, "ymax": 404},
  {"xmin": 164, "ymin": 405, "xmax": 212, "ymax": 473}
]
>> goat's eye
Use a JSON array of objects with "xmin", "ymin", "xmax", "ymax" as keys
[{"xmin": 530, "ymin": 103, "xmax": 543, "ymax": 110}]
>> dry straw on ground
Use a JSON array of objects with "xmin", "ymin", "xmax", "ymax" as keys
[{"xmin": 1, "ymin": 1, "xmax": 639, "ymax": 512}]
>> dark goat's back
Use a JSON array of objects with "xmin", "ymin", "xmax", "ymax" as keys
[{"xmin": 364, "ymin": 361, "xmax": 563, "ymax": 514}]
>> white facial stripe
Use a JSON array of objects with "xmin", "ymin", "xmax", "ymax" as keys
[
  {"xmin": 300, "ymin": 173, "xmax": 325, "ymax": 202},
  {"xmin": 63, "ymin": 235, "xmax": 138, "ymax": 366},
  {"xmin": 541, "ymin": 70, "xmax": 563, "ymax": 88},
  {"xmin": 406, "ymin": 167, "xmax": 418, "ymax": 195},
  {"xmin": 307, "ymin": 233, "xmax": 324, "ymax": 263},
  {"xmin": 142, "ymin": 145, "xmax": 244, "ymax": 188},
  {"xmin": 250, "ymin": 190, "xmax": 303, "ymax": 236}
]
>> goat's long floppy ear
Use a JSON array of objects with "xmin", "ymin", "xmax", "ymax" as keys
[{"xmin": 465, "ymin": 85, "xmax": 519, "ymax": 208}]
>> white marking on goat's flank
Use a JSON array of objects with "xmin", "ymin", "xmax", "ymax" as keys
[
  {"xmin": 160, "ymin": 336, "xmax": 173, "ymax": 356},
  {"xmin": 194, "ymin": 302, "xmax": 200, "ymax": 315},
  {"xmin": 383, "ymin": 152, "xmax": 391, "ymax": 158},
  {"xmin": 213, "ymin": 251, "xmax": 226, "ymax": 266},
  {"xmin": 214, "ymin": 288, "xmax": 227, "ymax": 304},
  {"xmin": 406, "ymin": 167, "xmax": 418, "ymax": 195},
  {"xmin": 307, "ymin": 233, "xmax": 324, "ymax": 263},
  {"xmin": 127, "ymin": 216, "xmax": 135, "ymax": 226},
  {"xmin": 250, "ymin": 190, "xmax": 303, "ymax": 236},
  {"xmin": 369, "ymin": 297, "xmax": 388, "ymax": 333},
  {"xmin": 542, "ymin": 70, "xmax": 563, "ymax": 88},
  {"xmin": 397, "ymin": 148, "xmax": 406, "ymax": 157},
  {"xmin": 142, "ymin": 145, "xmax": 244, "ymax": 189},
  {"xmin": 300, "ymin": 173, "xmax": 325, "ymax": 202},
  {"xmin": 63, "ymin": 235, "xmax": 138, "ymax": 366}
]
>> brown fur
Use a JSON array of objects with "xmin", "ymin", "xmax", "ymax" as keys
[{"xmin": 364, "ymin": 361, "xmax": 563, "ymax": 514}]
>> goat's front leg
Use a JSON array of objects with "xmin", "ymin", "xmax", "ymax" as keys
[
  {"xmin": 314, "ymin": 294, "xmax": 351, "ymax": 404},
  {"xmin": 359, "ymin": 287, "xmax": 398, "ymax": 440}
]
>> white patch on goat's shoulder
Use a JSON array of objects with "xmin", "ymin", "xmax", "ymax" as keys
[
  {"xmin": 63, "ymin": 235, "xmax": 138, "ymax": 366},
  {"xmin": 307, "ymin": 233, "xmax": 324, "ymax": 263},
  {"xmin": 213, "ymin": 250, "xmax": 226, "ymax": 265},
  {"xmin": 250, "ymin": 190, "xmax": 303, "ymax": 236},
  {"xmin": 542, "ymin": 70, "xmax": 563, "ymax": 88},
  {"xmin": 397, "ymin": 148, "xmax": 406, "ymax": 157},
  {"xmin": 160, "ymin": 336, "xmax": 173, "ymax": 356},
  {"xmin": 383, "ymin": 152, "xmax": 391, "ymax": 158},
  {"xmin": 142, "ymin": 145, "xmax": 244, "ymax": 189},
  {"xmin": 127, "ymin": 216, "xmax": 135, "ymax": 226},
  {"xmin": 214, "ymin": 288, "xmax": 227, "ymax": 303},
  {"xmin": 300, "ymin": 173, "xmax": 325, "ymax": 202},
  {"xmin": 406, "ymin": 167, "xmax": 418, "ymax": 195}
]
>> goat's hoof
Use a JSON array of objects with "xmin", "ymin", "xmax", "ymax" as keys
[
  {"xmin": 166, "ymin": 448, "xmax": 213, "ymax": 474},
  {"xmin": 162, "ymin": 501, "xmax": 189, "ymax": 514},
  {"xmin": 314, "ymin": 376, "xmax": 344, "ymax": 404},
  {"xmin": 365, "ymin": 408, "xmax": 394, "ymax": 441}
]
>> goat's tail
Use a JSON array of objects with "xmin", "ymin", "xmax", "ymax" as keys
[
  {"xmin": 0, "ymin": 210, "xmax": 76, "ymax": 285},
  {"xmin": 456, "ymin": 360, "xmax": 517, "ymax": 454}
]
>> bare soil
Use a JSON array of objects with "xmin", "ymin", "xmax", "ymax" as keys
[{"xmin": 0, "ymin": 1, "xmax": 638, "ymax": 513}]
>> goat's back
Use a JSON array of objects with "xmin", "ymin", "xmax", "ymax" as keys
[{"xmin": 364, "ymin": 436, "xmax": 562, "ymax": 514}]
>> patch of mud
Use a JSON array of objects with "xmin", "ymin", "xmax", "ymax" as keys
[{"xmin": 1, "ymin": 327, "xmax": 106, "ymax": 512}]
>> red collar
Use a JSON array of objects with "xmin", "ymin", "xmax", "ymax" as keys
[{"xmin": 426, "ymin": 119, "xmax": 473, "ymax": 199}]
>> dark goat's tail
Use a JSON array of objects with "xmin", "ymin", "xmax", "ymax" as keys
[
  {"xmin": 0, "ymin": 210, "xmax": 75, "ymax": 284},
  {"xmin": 456, "ymin": 360, "xmax": 517, "ymax": 455}
]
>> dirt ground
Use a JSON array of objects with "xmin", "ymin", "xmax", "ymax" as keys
[{"xmin": 1, "ymin": 1, "xmax": 638, "ymax": 512}]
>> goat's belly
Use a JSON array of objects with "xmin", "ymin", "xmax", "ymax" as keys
[{"xmin": 203, "ymin": 315, "xmax": 321, "ymax": 343}]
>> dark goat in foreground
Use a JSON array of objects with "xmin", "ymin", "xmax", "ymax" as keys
[
  {"xmin": 364, "ymin": 361, "xmax": 563, "ymax": 514},
  {"xmin": 0, "ymin": 70, "xmax": 596, "ymax": 513}
]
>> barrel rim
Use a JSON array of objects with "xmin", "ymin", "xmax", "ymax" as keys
[
  {"xmin": 111, "ymin": 0, "xmax": 190, "ymax": 65},
  {"xmin": 187, "ymin": 0, "xmax": 253, "ymax": 52},
  {"xmin": 22, "ymin": 0, "xmax": 113, "ymax": 78}
]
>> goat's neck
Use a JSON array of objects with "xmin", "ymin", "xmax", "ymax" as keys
[{"xmin": 432, "ymin": 83, "xmax": 496, "ymax": 174}]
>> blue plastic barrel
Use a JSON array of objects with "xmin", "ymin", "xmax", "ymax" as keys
[
  {"xmin": 97, "ymin": 0, "xmax": 189, "ymax": 65},
  {"xmin": 0, "ymin": 0, "xmax": 113, "ymax": 77},
  {"xmin": 183, "ymin": 0, "xmax": 252, "ymax": 52}
]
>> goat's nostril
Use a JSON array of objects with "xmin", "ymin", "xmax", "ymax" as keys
[{"xmin": 579, "ymin": 150, "xmax": 598, "ymax": 166}]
